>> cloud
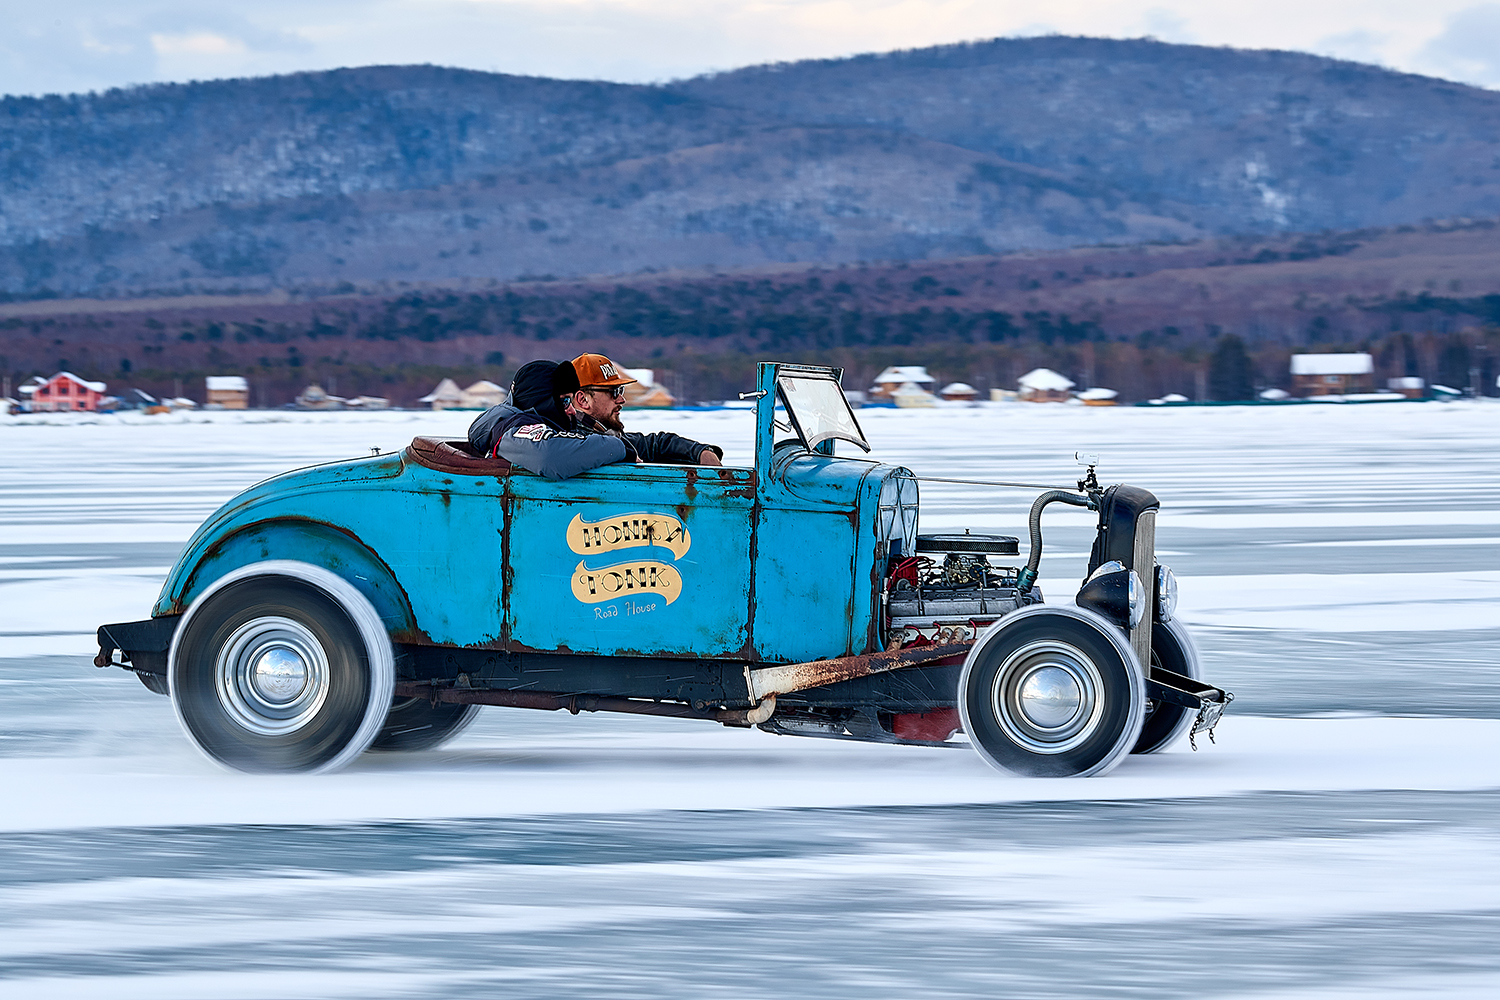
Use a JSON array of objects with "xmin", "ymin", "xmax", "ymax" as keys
[
  {"xmin": 150, "ymin": 33, "xmax": 249, "ymax": 57},
  {"xmin": 1420, "ymin": 3, "xmax": 1500, "ymax": 85},
  {"xmin": 1140, "ymin": 7, "xmax": 1194, "ymax": 43},
  {"xmin": 1313, "ymin": 28, "xmax": 1390, "ymax": 67},
  {"xmin": 3, "ymin": 2, "xmax": 1500, "ymax": 100}
]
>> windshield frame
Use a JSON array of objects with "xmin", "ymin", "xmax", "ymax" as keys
[{"xmin": 774, "ymin": 367, "xmax": 870, "ymax": 453}]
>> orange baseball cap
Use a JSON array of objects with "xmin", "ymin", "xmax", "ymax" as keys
[{"xmin": 571, "ymin": 353, "xmax": 637, "ymax": 388}]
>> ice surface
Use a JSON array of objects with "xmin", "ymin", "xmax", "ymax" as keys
[{"xmin": 2, "ymin": 399, "xmax": 1499, "ymax": 997}]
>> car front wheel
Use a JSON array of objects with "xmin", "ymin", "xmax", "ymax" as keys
[
  {"xmin": 959, "ymin": 606, "xmax": 1145, "ymax": 777},
  {"xmin": 169, "ymin": 561, "xmax": 395, "ymax": 774}
]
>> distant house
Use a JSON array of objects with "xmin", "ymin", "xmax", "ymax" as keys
[
  {"xmin": 939, "ymin": 382, "xmax": 978, "ymax": 401},
  {"xmin": 621, "ymin": 368, "xmax": 676, "ymax": 408},
  {"xmin": 1290, "ymin": 353, "xmax": 1373, "ymax": 396},
  {"xmin": 26, "ymin": 371, "xmax": 107, "ymax": 412},
  {"xmin": 345, "ymin": 395, "xmax": 391, "ymax": 410},
  {"xmin": 119, "ymin": 388, "xmax": 159, "ymax": 410},
  {"xmin": 296, "ymin": 384, "xmax": 344, "ymax": 410},
  {"xmin": 460, "ymin": 380, "xmax": 507, "ymax": 409},
  {"xmin": 419, "ymin": 378, "xmax": 465, "ymax": 411},
  {"xmin": 892, "ymin": 382, "xmax": 938, "ymax": 408},
  {"xmin": 1018, "ymin": 368, "xmax": 1074, "ymax": 402},
  {"xmin": 1387, "ymin": 376, "xmax": 1425, "ymax": 399},
  {"xmin": 205, "ymin": 376, "xmax": 250, "ymax": 409},
  {"xmin": 870, "ymin": 366, "xmax": 935, "ymax": 401},
  {"xmin": 1078, "ymin": 387, "xmax": 1118, "ymax": 407}
]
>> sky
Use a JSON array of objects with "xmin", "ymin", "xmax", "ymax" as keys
[{"xmin": 6, "ymin": 1, "xmax": 1500, "ymax": 98}]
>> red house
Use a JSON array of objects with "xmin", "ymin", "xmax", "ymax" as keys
[{"xmin": 27, "ymin": 371, "xmax": 107, "ymax": 412}]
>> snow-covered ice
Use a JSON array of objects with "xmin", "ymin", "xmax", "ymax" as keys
[{"xmin": 1, "ymin": 399, "xmax": 1498, "ymax": 998}]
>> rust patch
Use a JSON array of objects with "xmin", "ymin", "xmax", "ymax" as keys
[
  {"xmin": 748, "ymin": 641, "xmax": 973, "ymax": 700},
  {"xmin": 682, "ymin": 467, "xmax": 699, "ymax": 502},
  {"xmin": 723, "ymin": 478, "xmax": 757, "ymax": 500}
]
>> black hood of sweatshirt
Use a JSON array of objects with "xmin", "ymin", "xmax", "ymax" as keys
[{"xmin": 467, "ymin": 360, "xmax": 575, "ymax": 456}]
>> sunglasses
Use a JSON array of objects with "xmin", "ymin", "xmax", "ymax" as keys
[{"xmin": 585, "ymin": 386, "xmax": 627, "ymax": 400}]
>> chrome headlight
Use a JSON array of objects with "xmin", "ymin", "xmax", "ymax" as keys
[
  {"xmin": 1156, "ymin": 564, "xmax": 1177, "ymax": 621},
  {"xmin": 1127, "ymin": 567, "xmax": 1144, "ymax": 628},
  {"xmin": 1077, "ymin": 560, "xmax": 1144, "ymax": 629}
]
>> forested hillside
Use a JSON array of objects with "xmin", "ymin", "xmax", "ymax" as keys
[
  {"xmin": 5, "ymin": 221, "xmax": 1496, "ymax": 404},
  {"xmin": 7, "ymin": 37, "xmax": 1500, "ymax": 298}
]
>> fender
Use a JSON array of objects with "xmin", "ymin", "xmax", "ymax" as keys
[{"xmin": 155, "ymin": 518, "xmax": 418, "ymax": 640}]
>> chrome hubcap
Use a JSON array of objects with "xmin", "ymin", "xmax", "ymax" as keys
[
  {"xmin": 216, "ymin": 616, "xmax": 330, "ymax": 735},
  {"xmin": 993, "ymin": 640, "xmax": 1103, "ymax": 754}
]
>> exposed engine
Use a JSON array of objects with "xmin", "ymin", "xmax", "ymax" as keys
[{"xmin": 883, "ymin": 533, "xmax": 1041, "ymax": 649}]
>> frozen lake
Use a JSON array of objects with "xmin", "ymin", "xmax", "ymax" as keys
[{"xmin": 2, "ymin": 400, "xmax": 1499, "ymax": 998}]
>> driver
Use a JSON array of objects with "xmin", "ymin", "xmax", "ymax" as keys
[{"xmin": 468, "ymin": 354, "xmax": 722, "ymax": 480}]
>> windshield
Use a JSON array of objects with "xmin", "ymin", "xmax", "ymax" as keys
[{"xmin": 775, "ymin": 373, "xmax": 870, "ymax": 452}]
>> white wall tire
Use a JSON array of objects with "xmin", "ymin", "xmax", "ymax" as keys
[
  {"xmin": 959, "ymin": 606, "xmax": 1145, "ymax": 777},
  {"xmin": 169, "ymin": 561, "xmax": 395, "ymax": 774}
]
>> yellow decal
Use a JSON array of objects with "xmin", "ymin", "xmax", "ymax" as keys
[
  {"xmin": 571, "ymin": 560, "xmax": 682, "ymax": 605},
  {"xmin": 566, "ymin": 512, "xmax": 690, "ymax": 560}
]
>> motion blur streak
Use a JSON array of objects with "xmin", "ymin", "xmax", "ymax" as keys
[{"xmin": 1, "ymin": 400, "xmax": 1498, "ymax": 997}]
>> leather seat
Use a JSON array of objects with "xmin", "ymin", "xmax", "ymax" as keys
[{"xmin": 405, "ymin": 436, "xmax": 514, "ymax": 475}]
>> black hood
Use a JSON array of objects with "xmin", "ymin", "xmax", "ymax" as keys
[{"xmin": 505, "ymin": 360, "xmax": 569, "ymax": 428}]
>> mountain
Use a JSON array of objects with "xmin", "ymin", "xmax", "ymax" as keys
[{"xmin": 5, "ymin": 37, "xmax": 1500, "ymax": 299}]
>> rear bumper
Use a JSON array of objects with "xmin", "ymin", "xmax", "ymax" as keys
[{"xmin": 95, "ymin": 615, "xmax": 181, "ymax": 673}]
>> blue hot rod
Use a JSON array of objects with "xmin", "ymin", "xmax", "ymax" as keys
[{"xmin": 96, "ymin": 362, "xmax": 1230, "ymax": 777}]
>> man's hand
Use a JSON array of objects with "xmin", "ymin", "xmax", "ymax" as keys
[{"xmin": 699, "ymin": 448, "xmax": 723, "ymax": 467}]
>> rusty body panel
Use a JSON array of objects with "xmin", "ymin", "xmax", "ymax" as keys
[{"xmin": 747, "ymin": 642, "xmax": 973, "ymax": 701}]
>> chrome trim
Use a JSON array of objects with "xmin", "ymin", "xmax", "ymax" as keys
[{"xmin": 1129, "ymin": 509, "xmax": 1156, "ymax": 669}]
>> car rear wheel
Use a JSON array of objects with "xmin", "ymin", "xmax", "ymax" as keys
[
  {"xmin": 370, "ymin": 698, "xmax": 481, "ymax": 752},
  {"xmin": 959, "ymin": 606, "xmax": 1145, "ymax": 777},
  {"xmin": 169, "ymin": 561, "xmax": 395, "ymax": 774},
  {"xmin": 1130, "ymin": 617, "xmax": 1202, "ymax": 755}
]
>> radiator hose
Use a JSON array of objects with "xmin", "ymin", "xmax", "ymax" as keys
[{"xmin": 1017, "ymin": 490, "xmax": 1095, "ymax": 593}]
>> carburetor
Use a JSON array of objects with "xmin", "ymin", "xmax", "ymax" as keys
[{"xmin": 883, "ymin": 532, "xmax": 1038, "ymax": 649}]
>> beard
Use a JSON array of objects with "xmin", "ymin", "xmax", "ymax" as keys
[{"xmin": 594, "ymin": 409, "xmax": 625, "ymax": 433}]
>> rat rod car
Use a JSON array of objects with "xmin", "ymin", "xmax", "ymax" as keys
[{"xmin": 96, "ymin": 362, "xmax": 1230, "ymax": 778}]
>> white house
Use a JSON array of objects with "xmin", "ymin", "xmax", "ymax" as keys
[
  {"xmin": 892, "ymin": 381, "xmax": 938, "ymax": 407},
  {"xmin": 459, "ymin": 380, "xmax": 507, "ymax": 409},
  {"xmin": 621, "ymin": 368, "xmax": 676, "ymax": 407},
  {"xmin": 205, "ymin": 376, "xmax": 250, "ymax": 409},
  {"xmin": 1017, "ymin": 368, "xmax": 1075, "ymax": 402},
  {"xmin": 939, "ymin": 382, "xmax": 978, "ymax": 401},
  {"xmin": 419, "ymin": 378, "xmax": 465, "ymax": 410},
  {"xmin": 871, "ymin": 366, "xmax": 935, "ymax": 400}
]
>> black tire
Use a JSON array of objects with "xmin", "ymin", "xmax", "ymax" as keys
[
  {"xmin": 959, "ymin": 606, "xmax": 1145, "ymax": 777},
  {"xmin": 169, "ymin": 562, "xmax": 395, "ymax": 774},
  {"xmin": 369, "ymin": 699, "xmax": 481, "ymax": 752},
  {"xmin": 1130, "ymin": 617, "xmax": 1202, "ymax": 755}
]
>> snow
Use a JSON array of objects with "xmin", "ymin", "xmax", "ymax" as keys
[
  {"xmin": 1290, "ymin": 352, "xmax": 1374, "ymax": 376},
  {"xmin": 2, "ymin": 397, "xmax": 1499, "ymax": 995},
  {"xmin": 0, "ymin": 716, "xmax": 1496, "ymax": 832}
]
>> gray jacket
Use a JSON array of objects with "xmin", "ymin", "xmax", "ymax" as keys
[{"xmin": 476, "ymin": 403, "xmax": 629, "ymax": 480}]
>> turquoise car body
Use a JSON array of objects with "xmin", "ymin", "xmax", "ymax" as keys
[{"xmin": 151, "ymin": 362, "xmax": 919, "ymax": 668}]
